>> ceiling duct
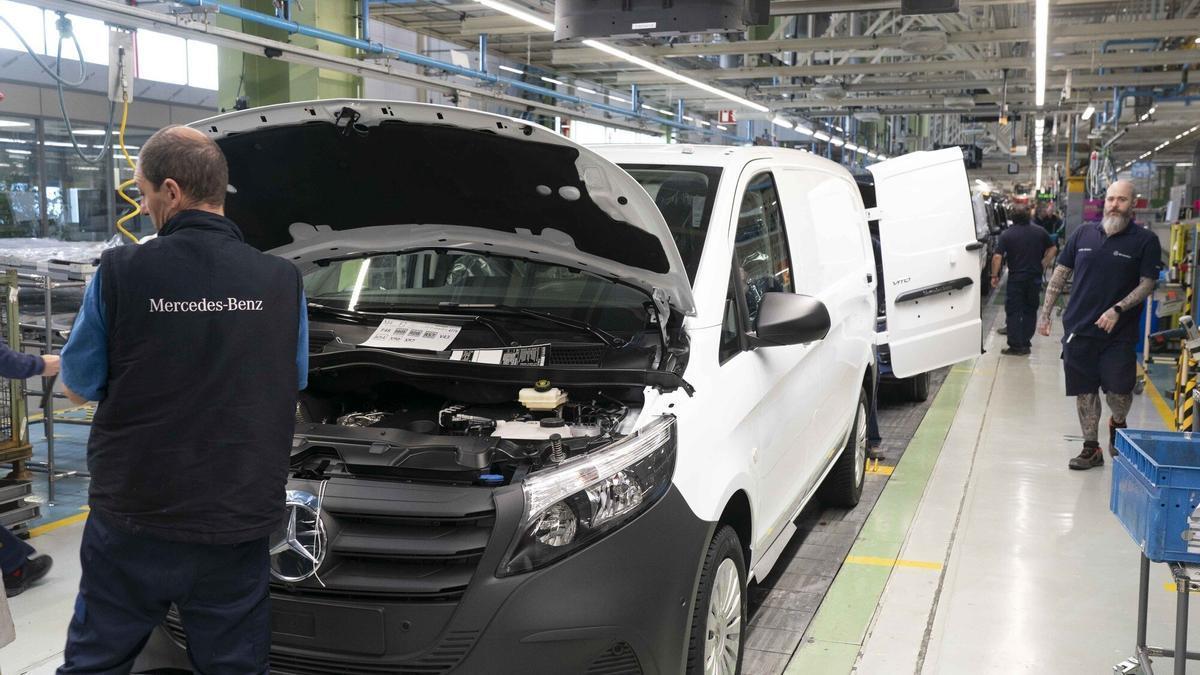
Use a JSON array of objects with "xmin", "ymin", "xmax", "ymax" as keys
[{"xmin": 900, "ymin": 27, "xmax": 949, "ymax": 55}]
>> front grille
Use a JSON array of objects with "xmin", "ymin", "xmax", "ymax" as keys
[
  {"xmin": 548, "ymin": 344, "xmax": 605, "ymax": 367},
  {"xmin": 280, "ymin": 479, "xmax": 496, "ymax": 601},
  {"xmin": 586, "ymin": 642, "xmax": 643, "ymax": 675},
  {"xmin": 164, "ymin": 611, "xmax": 480, "ymax": 675}
]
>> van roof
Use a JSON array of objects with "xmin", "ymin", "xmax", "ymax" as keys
[{"xmin": 589, "ymin": 144, "xmax": 853, "ymax": 174}]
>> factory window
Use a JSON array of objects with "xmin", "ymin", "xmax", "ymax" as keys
[
  {"xmin": 41, "ymin": 11, "xmax": 108, "ymax": 65},
  {"xmin": 0, "ymin": 116, "xmax": 40, "ymax": 238},
  {"xmin": 136, "ymin": 31, "xmax": 188, "ymax": 86},
  {"xmin": 0, "ymin": 1, "xmax": 46, "ymax": 54}
]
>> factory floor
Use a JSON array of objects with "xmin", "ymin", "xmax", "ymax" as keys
[{"xmin": 1, "ymin": 283, "xmax": 1195, "ymax": 675}]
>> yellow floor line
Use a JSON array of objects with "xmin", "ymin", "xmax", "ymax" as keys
[
  {"xmin": 1140, "ymin": 365, "xmax": 1177, "ymax": 431},
  {"xmin": 844, "ymin": 555, "xmax": 943, "ymax": 571},
  {"xmin": 866, "ymin": 464, "xmax": 894, "ymax": 476},
  {"xmin": 28, "ymin": 509, "xmax": 89, "ymax": 537},
  {"xmin": 27, "ymin": 404, "xmax": 91, "ymax": 422}
]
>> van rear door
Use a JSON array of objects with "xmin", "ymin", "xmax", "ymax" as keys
[{"xmin": 868, "ymin": 148, "xmax": 981, "ymax": 378}]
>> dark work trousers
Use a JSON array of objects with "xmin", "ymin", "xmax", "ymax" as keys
[
  {"xmin": 59, "ymin": 512, "xmax": 271, "ymax": 675},
  {"xmin": 1005, "ymin": 277, "xmax": 1042, "ymax": 349},
  {"xmin": 0, "ymin": 524, "xmax": 34, "ymax": 574}
]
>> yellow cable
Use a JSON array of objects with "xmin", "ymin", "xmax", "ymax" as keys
[{"xmin": 115, "ymin": 99, "xmax": 140, "ymax": 244}]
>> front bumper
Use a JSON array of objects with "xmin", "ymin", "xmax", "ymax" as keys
[{"xmin": 134, "ymin": 484, "xmax": 713, "ymax": 675}]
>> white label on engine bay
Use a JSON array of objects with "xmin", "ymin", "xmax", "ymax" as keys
[
  {"xmin": 361, "ymin": 319, "xmax": 461, "ymax": 351},
  {"xmin": 450, "ymin": 344, "xmax": 549, "ymax": 367}
]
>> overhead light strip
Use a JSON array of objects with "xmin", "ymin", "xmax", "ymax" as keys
[
  {"xmin": 469, "ymin": 0, "xmax": 768, "ymax": 114},
  {"xmin": 1035, "ymin": 0, "xmax": 1049, "ymax": 107}
]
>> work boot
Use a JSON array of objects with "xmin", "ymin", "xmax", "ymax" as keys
[
  {"xmin": 998, "ymin": 325, "xmax": 1008, "ymax": 335},
  {"xmin": 866, "ymin": 443, "xmax": 885, "ymax": 460},
  {"xmin": 1069, "ymin": 442, "xmax": 1104, "ymax": 470},
  {"xmin": 1109, "ymin": 417, "xmax": 1128, "ymax": 458},
  {"xmin": 3, "ymin": 554, "xmax": 52, "ymax": 598},
  {"xmin": 1000, "ymin": 346, "xmax": 1030, "ymax": 356}
]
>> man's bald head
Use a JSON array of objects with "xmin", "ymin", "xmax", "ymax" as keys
[
  {"xmin": 137, "ymin": 124, "xmax": 228, "ymax": 208},
  {"xmin": 1103, "ymin": 179, "xmax": 1136, "ymax": 235}
]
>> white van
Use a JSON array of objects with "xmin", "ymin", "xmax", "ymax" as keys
[{"xmin": 137, "ymin": 102, "xmax": 981, "ymax": 675}]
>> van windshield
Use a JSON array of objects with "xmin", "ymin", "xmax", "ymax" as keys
[{"xmin": 621, "ymin": 165, "xmax": 722, "ymax": 284}]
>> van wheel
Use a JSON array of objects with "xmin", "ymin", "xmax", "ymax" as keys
[
  {"xmin": 686, "ymin": 526, "xmax": 746, "ymax": 675},
  {"xmin": 819, "ymin": 389, "xmax": 867, "ymax": 508},
  {"xmin": 905, "ymin": 371, "xmax": 930, "ymax": 402}
]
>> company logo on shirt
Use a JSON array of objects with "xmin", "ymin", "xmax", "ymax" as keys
[
  {"xmin": 1078, "ymin": 247, "xmax": 1093, "ymax": 253},
  {"xmin": 149, "ymin": 298, "xmax": 264, "ymax": 313}
]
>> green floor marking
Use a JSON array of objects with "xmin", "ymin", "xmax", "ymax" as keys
[{"xmin": 784, "ymin": 363, "xmax": 974, "ymax": 674}]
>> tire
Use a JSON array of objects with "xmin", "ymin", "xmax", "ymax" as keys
[
  {"xmin": 905, "ymin": 371, "xmax": 930, "ymax": 402},
  {"xmin": 819, "ymin": 389, "xmax": 867, "ymax": 508},
  {"xmin": 686, "ymin": 526, "xmax": 746, "ymax": 675}
]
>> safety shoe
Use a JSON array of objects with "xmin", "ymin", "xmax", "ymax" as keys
[
  {"xmin": 997, "ymin": 325, "xmax": 1008, "ymax": 335},
  {"xmin": 866, "ymin": 443, "xmax": 885, "ymax": 460},
  {"xmin": 1069, "ymin": 443, "xmax": 1104, "ymax": 470},
  {"xmin": 1000, "ymin": 347, "xmax": 1030, "ymax": 356},
  {"xmin": 1109, "ymin": 417, "xmax": 1128, "ymax": 458},
  {"xmin": 3, "ymin": 554, "xmax": 52, "ymax": 598}
]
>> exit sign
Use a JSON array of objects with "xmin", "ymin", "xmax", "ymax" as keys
[{"xmin": 718, "ymin": 110, "xmax": 737, "ymax": 124}]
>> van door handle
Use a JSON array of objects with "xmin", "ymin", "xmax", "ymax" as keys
[{"xmin": 965, "ymin": 242, "xmax": 984, "ymax": 251}]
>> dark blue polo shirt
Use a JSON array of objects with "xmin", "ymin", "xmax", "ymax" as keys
[
  {"xmin": 997, "ymin": 223, "xmax": 1055, "ymax": 281},
  {"xmin": 1057, "ymin": 222, "xmax": 1161, "ymax": 343}
]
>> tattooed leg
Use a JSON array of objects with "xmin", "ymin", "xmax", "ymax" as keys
[
  {"xmin": 1077, "ymin": 393, "xmax": 1102, "ymax": 444},
  {"xmin": 1106, "ymin": 393, "xmax": 1133, "ymax": 425}
]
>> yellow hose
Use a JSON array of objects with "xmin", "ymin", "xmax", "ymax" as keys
[{"xmin": 115, "ymin": 99, "xmax": 140, "ymax": 244}]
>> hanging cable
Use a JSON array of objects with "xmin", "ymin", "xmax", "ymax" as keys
[
  {"xmin": 0, "ymin": 14, "xmax": 85, "ymax": 86},
  {"xmin": 115, "ymin": 98, "xmax": 140, "ymax": 244}
]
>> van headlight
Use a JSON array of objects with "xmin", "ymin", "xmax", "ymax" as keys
[{"xmin": 499, "ymin": 416, "xmax": 677, "ymax": 576}]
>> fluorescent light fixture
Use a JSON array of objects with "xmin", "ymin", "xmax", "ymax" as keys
[
  {"xmin": 44, "ymin": 141, "xmax": 78, "ymax": 148},
  {"xmin": 1149, "ymin": 106, "xmax": 1157, "ymax": 115},
  {"xmin": 577, "ymin": 87, "xmax": 597, "ymax": 95},
  {"xmin": 717, "ymin": 125, "xmax": 729, "ymax": 131},
  {"xmin": 6, "ymin": 149, "xmax": 31, "ymax": 155},
  {"xmin": 834, "ymin": 125, "xmax": 845, "ymax": 132},
  {"xmin": 879, "ymin": 154, "xmax": 889, "ymax": 160},
  {"xmin": 609, "ymin": 95, "xmax": 629, "ymax": 103},
  {"xmin": 699, "ymin": 121, "xmax": 712, "ymax": 127},
  {"xmin": 830, "ymin": 137, "xmax": 845, "ymax": 147},
  {"xmin": 540, "ymin": 76, "xmax": 566, "ymax": 86},
  {"xmin": 1081, "ymin": 105, "xmax": 1095, "ymax": 121},
  {"xmin": 72, "ymin": 129, "xmax": 111, "ymax": 136},
  {"xmin": 867, "ymin": 151, "xmax": 878, "ymax": 159},
  {"xmin": 0, "ymin": 121, "xmax": 30, "ymax": 129},
  {"xmin": 499, "ymin": 65, "xmax": 525, "ymax": 75},
  {"xmin": 475, "ymin": 0, "xmax": 555, "ymax": 31},
  {"xmin": 845, "ymin": 143, "xmax": 859, "ymax": 151},
  {"xmin": 581, "ymin": 38, "xmax": 770, "ymax": 113},
  {"xmin": 772, "ymin": 117, "xmax": 795, "ymax": 130},
  {"xmin": 814, "ymin": 131, "xmax": 831, "ymax": 141},
  {"xmin": 682, "ymin": 116, "xmax": 695, "ymax": 122},
  {"xmin": 1035, "ymin": 0, "xmax": 1049, "ymax": 107},
  {"xmin": 795, "ymin": 125, "xmax": 814, "ymax": 136},
  {"xmin": 1178, "ymin": 162, "xmax": 1194, "ymax": 167}
]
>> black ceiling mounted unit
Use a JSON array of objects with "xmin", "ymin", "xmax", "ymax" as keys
[
  {"xmin": 900, "ymin": 0, "xmax": 960, "ymax": 15},
  {"xmin": 554, "ymin": 0, "xmax": 771, "ymax": 41}
]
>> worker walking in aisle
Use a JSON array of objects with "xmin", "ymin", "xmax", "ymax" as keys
[
  {"xmin": 57, "ymin": 125, "xmax": 308, "ymax": 673},
  {"xmin": 0, "ymin": 345, "xmax": 58, "ymax": 597},
  {"xmin": 992, "ymin": 203, "xmax": 1057, "ymax": 356},
  {"xmin": 1039, "ymin": 180, "xmax": 1160, "ymax": 470}
]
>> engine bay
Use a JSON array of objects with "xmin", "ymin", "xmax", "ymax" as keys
[{"xmin": 291, "ymin": 367, "xmax": 642, "ymax": 487}]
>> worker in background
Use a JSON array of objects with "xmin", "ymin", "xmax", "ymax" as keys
[
  {"xmin": 0, "ymin": 345, "xmax": 57, "ymax": 597},
  {"xmin": 1038, "ymin": 180, "xmax": 1160, "ymax": 470},
  {"xmin": 992, "ymin": 204, "xmax": 1057, "ymax": 356},
  {"xmin": 57, "ymin": 126, "xmax": 308, "ymax": 672},
  {"xmin": 1034, "ymin": 201, "xmax": 1064, "ymax": 240}
]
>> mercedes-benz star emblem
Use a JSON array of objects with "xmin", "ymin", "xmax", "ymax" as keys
[{"xmin": 269, "ymin": 489, "xmax": 327, "ymax": 582}]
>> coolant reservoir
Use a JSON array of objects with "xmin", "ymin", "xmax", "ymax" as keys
[{"xmin": 519, "ymin": 386, "xmax": 567, "ymax": 411}]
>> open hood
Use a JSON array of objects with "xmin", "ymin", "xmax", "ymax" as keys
[{"xmin": 189, "ymin": 100, "xmax": 696, "ymax": 315}]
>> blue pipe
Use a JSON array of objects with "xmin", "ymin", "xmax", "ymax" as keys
[
  {"xmin": 175, "ymin": 0, "xmax": 747, "ymax": 142},
  {"xmin": 360, "ymin": 0, "xmax": 368, "ymax": 42}
]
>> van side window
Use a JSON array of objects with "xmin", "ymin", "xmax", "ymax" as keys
[
  {"xmin": 719, "ymin": 277, "xmax": 743, "ymax": 363},
  {"xmin": 734, "ymin": 172, "xmax": 794, "ymax": 325}
]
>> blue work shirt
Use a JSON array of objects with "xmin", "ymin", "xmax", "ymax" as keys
[
  {"xmin": 1057, "ymin": 221, "xmax": 1161, "ymax": 343},
  {"xmin": 997, "ymin": 223, "xmax": 1055, "ymax": 282},
  {"xmin": 61, "ymin": 269, "xmax": 310, "ymax": 402}
]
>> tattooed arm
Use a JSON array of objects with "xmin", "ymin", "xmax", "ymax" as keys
[
  {"xmin": 1095, "ymin": 276, "xmax": 1157, "ymax": 334},
  {"xmin": 1038, "ymin": 264, "xmax": 1071, "ymax": 335}
]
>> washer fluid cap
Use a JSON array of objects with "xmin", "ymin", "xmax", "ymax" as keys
[
  {"xmin": 540, "ymin": 417, "xmax": 566, "ymax": 428},
  {"xmin": 534, "ymin": 379, "xmax": 552, "ymax": 392}
]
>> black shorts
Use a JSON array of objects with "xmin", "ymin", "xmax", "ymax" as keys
[{"xmin": 1062, "ymin": 336, "xmax": 1137, "ymax": 396}]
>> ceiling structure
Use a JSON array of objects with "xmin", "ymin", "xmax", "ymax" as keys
[{"xmin": 370, "ymin": 0, "xmax": 1200, "ymax": 187}]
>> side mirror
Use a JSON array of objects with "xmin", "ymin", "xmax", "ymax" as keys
[{"xmin": 754, "ymin": 293, "xmax": 831, "ymax": 347}]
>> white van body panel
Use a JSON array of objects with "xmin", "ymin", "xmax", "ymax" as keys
[{"xmin": 869, "ymin": 148, "xmax": 983, "ymax": 378}]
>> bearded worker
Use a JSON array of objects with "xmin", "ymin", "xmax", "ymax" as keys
[{"xmin": 1038, "ymin": 180, "xmax": 1161, "ymax": 470}]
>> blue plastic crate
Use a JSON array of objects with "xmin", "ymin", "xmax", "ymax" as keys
[{"xmin": 1110, "ymin": 429, "xmax": 1200, "ymax": 563}]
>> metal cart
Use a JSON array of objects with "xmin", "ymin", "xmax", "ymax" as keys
[{"xmin": 1112, "ymin": 429, "xmax": 1200, "ymax": 674}]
